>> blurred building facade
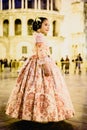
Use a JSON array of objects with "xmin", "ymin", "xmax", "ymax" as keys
[{"xmin": 0, "ymin": 0, "xmax": 86, "ymax": 62}]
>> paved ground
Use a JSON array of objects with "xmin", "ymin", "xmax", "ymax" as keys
[{"xmin": 0, "ymin": 69, "xmax": 87, "ymax": 130}]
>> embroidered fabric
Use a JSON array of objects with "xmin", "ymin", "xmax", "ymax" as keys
[
  {"xmin": 35, "ymin": 33, "xmax": 50, "ymax": 65},
  {"xmin": 6, "ymin": 32, "xmax": 75, "ymax": 123}
]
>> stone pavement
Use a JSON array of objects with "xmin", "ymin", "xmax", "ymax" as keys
[{"xmin": 0, "ymin": 70, "xmax": 87, "ymax": 130}]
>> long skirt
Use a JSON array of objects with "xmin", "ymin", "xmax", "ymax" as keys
[{"xmin": 6, "ymin": 55, "xmax": 75, "ymax": 123}]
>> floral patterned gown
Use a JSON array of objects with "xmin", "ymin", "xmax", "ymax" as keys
[{"xmin": 6, "ymin": 33, "xmax": 75, "ymax": 123}]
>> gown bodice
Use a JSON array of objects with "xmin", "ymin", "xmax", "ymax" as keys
[{"xmin": 34, "ymin": 33, "xmax": 50, "ymax": 62}]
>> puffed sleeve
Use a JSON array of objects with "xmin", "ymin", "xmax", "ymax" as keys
[
  {"xmin": 35, "ymin": 33, "xmax": 44, "ymax": 43},
  {"xmin": 36, "ymin": 33, "xmax": 49, "ymax": 64}
]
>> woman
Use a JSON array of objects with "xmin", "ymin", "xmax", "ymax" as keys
[{"xmin": 6, "ymin": 17, "xmax": 75, "ymax": 123}]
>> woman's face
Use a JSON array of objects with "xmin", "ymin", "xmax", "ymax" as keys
[{"xmin": 40, "ymin": 19, "xmax": 50, "ymax": 35}]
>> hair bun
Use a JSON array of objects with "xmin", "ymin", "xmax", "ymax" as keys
[
  {"xmin": 32, "ymin": 17, "xmax": 47, "ymax": 31},
  {"xmin": 33, "ymin": 17, "xmax": 42, "ymax": 31}
]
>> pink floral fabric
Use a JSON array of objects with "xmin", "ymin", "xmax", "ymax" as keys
[{"xmin": 6, "ymin": 33, "xmax": 75, "ymax": 123}]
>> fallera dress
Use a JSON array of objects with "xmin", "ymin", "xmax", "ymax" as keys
[{"xmin": 6, "ymin": 32, "xmax": 75, "ymax": 123}]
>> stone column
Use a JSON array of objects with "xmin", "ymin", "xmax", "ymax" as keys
[
  {"xmin": 9, "ymin": 0, "xmax": 11, "ymax": 9},
  {"xmin": 0, "ymin": 0, "xmax": 2, "ymax": 10},
  {"xmin": 22, "ymin": 0, "xmax": 24, "ymax": 9},
  {"xmin": 9, "ymin": 16, "xmax": 14, "ymax": 36},
  {"xmin": 22, "ymin": 16, "xmax": 27, "ymax": 36},
  {"xmin": 25, "ymin": 0, "xmax": 27, "ymax": 9},
  {"xmin": 47, "ymin": 0, "xmax": 49, "ymax": 10},
  {"xmin": 38, "ymin": 0, "xmax": 40, "ymax": 9},
  {"xmin": 34, "ymin": 0, "xmax": 37, "ymax": 9},
  {"xmin": 12, "ymin": 0, "xmax": 14, "ymax": 9}
]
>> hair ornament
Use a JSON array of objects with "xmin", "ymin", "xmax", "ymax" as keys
[{"xmin": 35, "ymin": 17, "xmax": 41, "ymax": 23}]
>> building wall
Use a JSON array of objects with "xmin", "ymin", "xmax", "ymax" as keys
[{"xmin": 0, "ymin": 0, "xmax": 86, "ymax": 62}]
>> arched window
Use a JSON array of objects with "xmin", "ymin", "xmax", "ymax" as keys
[
  {"xmin": 2, "ymin": 0, "xmax": 9, "ymax": 10},
  {"xmin": 15, "ymin": 0, "xmax": 21, "ymax": 8},
  {"xmin": 28, "ymin": 0, "xmax": 34, "ymax": 8},
  {"xmin": 41, "ymin": 0, "xmax": 47, "ymax": 9},
  {"xmin": 15, "ymin": 19, "xmax": 21, "ymax": 35},
  {"xmin": 22, "ymin": 46, "xmax": 27, "ymax": 54},
  {"xmin": 53, "ymin": 21, "xmax": 57, "ymax": 36},
  {"xmin": 3, "ymin": 20, "xmax": 9, "ymax": 36},
  {"xmin": 27, "ymin": 19, "xmax": 34, "ymax": 35}
]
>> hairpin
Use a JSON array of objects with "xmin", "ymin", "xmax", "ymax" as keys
[{"xmin": 35, "ymin": 17, "xmax": 41, "ymax": 22}]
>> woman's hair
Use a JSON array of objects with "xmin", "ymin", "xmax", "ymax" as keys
[{"xmin": 33, "ymin": 17, "xmax": 47, "ymax": 31}]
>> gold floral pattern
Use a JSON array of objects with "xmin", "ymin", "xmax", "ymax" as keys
[{"xmin": 6, "ymin": 33, "xmax": 75, "ymax": 123}]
